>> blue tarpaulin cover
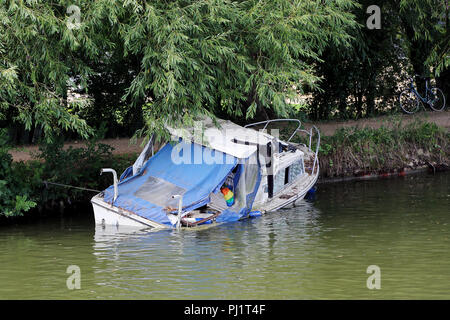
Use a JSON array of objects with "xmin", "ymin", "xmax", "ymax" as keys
[{"xmin": 103, "ymin": 141, "xmax": 238, "ymax": 226}]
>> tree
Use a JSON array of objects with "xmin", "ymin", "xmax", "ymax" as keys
[
  {"xmin": 116, "ymin": 0, "xmax": 358, "ymax": 137},
  {"xmin": 1, "ymin": 0, "xmax": 359, "ymax": 141},
  {"xmin": 310, "ymin": 1, "xmax": 407, "ymax": 120},
  {"xmin": 398, "ymin": 0, "xmax": 449, "ymax": 96},
  {"xmin": 0, "ymin": 0, "xmax": 121, "ymax": 141}
]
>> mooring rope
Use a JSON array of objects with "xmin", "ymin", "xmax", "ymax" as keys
[{"xmin": 42, "ymin": 181, "xmax": 101, "ymax": 193}]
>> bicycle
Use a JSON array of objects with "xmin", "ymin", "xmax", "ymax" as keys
[{"xmin": 399, "ymin": 75, "xmax": 446, "ymax": 114}]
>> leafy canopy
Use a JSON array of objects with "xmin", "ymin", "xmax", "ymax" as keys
[
  {"xmin": 1, "ymin": 0, "xmax": 358, "ymax": 139},
  {"xmin": 399, "ymin": 0, "xmax": 449, "ymax": 75}
]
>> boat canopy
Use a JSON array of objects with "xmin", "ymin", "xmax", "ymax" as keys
[{"xmin": 104, "ymin": 140, "xmax": 237, "ymax": 226}]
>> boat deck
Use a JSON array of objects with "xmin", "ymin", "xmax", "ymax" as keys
[
  {"xmin": 261, "ymin": 171, "xmax": 317, "ymax": 212},
  {"xmin": 209, "ymin": 170, "xmax": 318, "ymax": 214}
]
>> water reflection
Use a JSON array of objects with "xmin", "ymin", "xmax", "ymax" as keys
[
  {"xmin": 0, "ymin": 173, "xmax": 449, "ymax": 299},
  {"xmin": 88, "ymin": 200, "xmax": 325, "ymax": 299}
]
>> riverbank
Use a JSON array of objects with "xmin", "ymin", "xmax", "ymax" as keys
[
  {"xmin": 0, "ymin": 133, "xmax": 137, "ymax": 220},
  {"xmin": 309, "ymin": 118, "xmax": 449, "ymax": 180},
  {"xmin": 1, "ymin": 115, "xmax": 449, "ymax": 220},
  {"xmin": 8, "ymin": 111, "xmax": 449, "ymax": 162}
]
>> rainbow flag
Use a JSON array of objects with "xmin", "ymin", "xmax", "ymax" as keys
[{"xmin": 220, "ymin": 187, "xmax": 234, "ymax": 207}]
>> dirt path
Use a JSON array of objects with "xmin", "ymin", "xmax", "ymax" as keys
[
  {"xmin": 9, "ymin": 138, "xmax": 146, "ymax": 162},
  {"xmin": 9, "ymin": 110, "xmax": 449, "ymax": 162},
  {"xmin": 309, "ymin": 110, "xmax": 450, "ymax": 136}
]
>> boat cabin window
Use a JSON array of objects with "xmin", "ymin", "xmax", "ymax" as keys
[
  {"xmin": 268, "ymin": 159, "xmax": 305, "ymax": 198},
  {"xmin": 272, "ymin": 169, "xmax": 285, "ymax": 195},
  {"xmin": 287, "ymin": 160, "xmax": 304, "ymax": 182}
]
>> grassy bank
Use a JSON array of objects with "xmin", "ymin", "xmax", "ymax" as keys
[{"xmin": 313, "ymin": 119, "xmax": 449, "ymax": 179}]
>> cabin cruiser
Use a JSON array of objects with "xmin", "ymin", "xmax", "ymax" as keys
[{"xmin": 91, "ymin": 118, "xmax": 320, "ymax": 229}]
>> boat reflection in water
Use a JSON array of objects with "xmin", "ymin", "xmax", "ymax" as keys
[{"xmin": 90, "ymin": 199, "xmax": 324, "ymax": 299}]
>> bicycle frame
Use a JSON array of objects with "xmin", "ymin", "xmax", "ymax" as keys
[
  {"xmin": 400, "ymin": 75, "xmax": 445, "ymax": 114},
  {"xmin": 408, "ymin": 78, "xmax": 433, "ymax": 105}
]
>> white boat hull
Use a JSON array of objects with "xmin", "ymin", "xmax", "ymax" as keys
[
  {"xmin": 91, "ymin": 194, "xmax": 168, "ymax": 229},
  {"xmin": 91, "ymin": 170, "xmax": 318, "ymax": 229}
]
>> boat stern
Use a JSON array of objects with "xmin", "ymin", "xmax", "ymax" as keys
[{"xmin": 91, "ymin": 193, "xmax": 167, "ymax": 229}]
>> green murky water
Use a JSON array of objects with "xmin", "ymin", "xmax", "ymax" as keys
[{"xmin": 1, "ymin": 172, "xmax": 449, "ymax": 299}]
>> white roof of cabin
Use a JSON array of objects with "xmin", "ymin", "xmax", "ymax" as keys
[{"xmin": 168, "ymin": 117, "xmax": 274, "ymax": 159}]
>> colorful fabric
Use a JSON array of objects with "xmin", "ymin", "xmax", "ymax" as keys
[{"xmin": 221, "ymin": 186, "xmax": 234, "ymax": 207}]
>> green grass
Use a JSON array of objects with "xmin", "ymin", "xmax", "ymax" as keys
[{"xmin": 312, "ymin": 119, "xmax": 449, "ymax": 178}]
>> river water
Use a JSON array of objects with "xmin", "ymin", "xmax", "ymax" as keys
[{"xmin": 0, "ymin": 172, "xmax": 449, "ymax": 299}]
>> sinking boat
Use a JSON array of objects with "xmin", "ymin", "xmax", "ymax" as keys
[{"xmin": 91, "ymin": 118, "xmax": 320, "ymax": 229}]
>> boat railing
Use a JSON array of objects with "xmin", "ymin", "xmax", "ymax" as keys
[
  {"xmin": 172, "ymin": 194, "xmax": 184, "ymax": 229},
  {"xmin": 309, "ymin": 126, "xmax": 320, "ymax": 174},
  {"xmin": 245, "ymin": 119, "xmax": 320, "ymax": 175},
  {"xmin": 244, "ymin": 119, "xmax": 302, "ymax": 142},
  {"xmin": 293, "ymin": 126, "xmax": 320, "ymax": 175},
  {"xmin": 100, "ymin": 168, "xmax": 118, "ymax": 202}
]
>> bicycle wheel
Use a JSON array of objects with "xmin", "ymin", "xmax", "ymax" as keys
[
  {"xmin": 428, "ymin": 87, "xmax": 446, "ymax": 111},
  {"xmin": 399, "ymin": 89, "xmax": 420, "ymax": 114}
]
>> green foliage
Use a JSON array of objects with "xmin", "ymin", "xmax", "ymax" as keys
[
  {"xmin": 319, "ymin": 143, "xmax": 333, "ymax": 156},
  {"xmin": 36, "ymin": 127, "xmax": 116, "ymax": 203},
  {"xmin": 306, "ymin": 0, "xmax": 449, "ymax": 120},
  {"xmin": 400, "ymin": 0, "xmax": 449, "ymax": 76},
  {"xmin": 1, "ymin": 0, "xmax": 447, "ymax": 143},
  {"xmin": 35, "ymin": 141, "xmax": 135, "ymax": 213},
  {"xmin": 117, "ymin": 0, "xmax": 358, "ymax": 138},
  {"xmin": 0, "ymin": 124, "xmax": 136, "ymax": 217},
  {"xmin": 309, "ymin": 1, "xmax": 409, "ymax": 120},
  {"xmin": 1, "ymin": 0, "xmax": 359, "ymax": 142},
  {"xmin": 400, "ymin": 120, "xmax": 445, "ymax": 147},
  {"xmin": 0, "ymin": 0, "xmax": 108, "ymax": 140},
  {"xmin": 0, "ymin": 129, "xmax": 36, "ymax": 217},
  {"xmin": 315, "ymin": 119, "xmax": 450, "ymax": 177}
]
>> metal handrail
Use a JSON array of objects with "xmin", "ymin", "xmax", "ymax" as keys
[
  {"xmin": 295, "ymin": 129, "xmax": 311, "ymax": 147},
  {"xmin": 309, "ymin": 126, "xmax": 320, "ymax": 174},
  {"xmin": 100, "ymin": 168, "xmax": 118, "ymax": 202},
  {"xmin": 244, "ymin": 119, "xmax": 302, "ymax": 142},
  {"xmin": 293, "ymin": 126, "xmax": 320, "ymax": 174},
  {"xmin": 245, "ymin": 119, "xmax": 320, "ymax": 176},
  {"xmin": 288, "ymin": 126, "xmax": 320, "ymax": 174}
]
